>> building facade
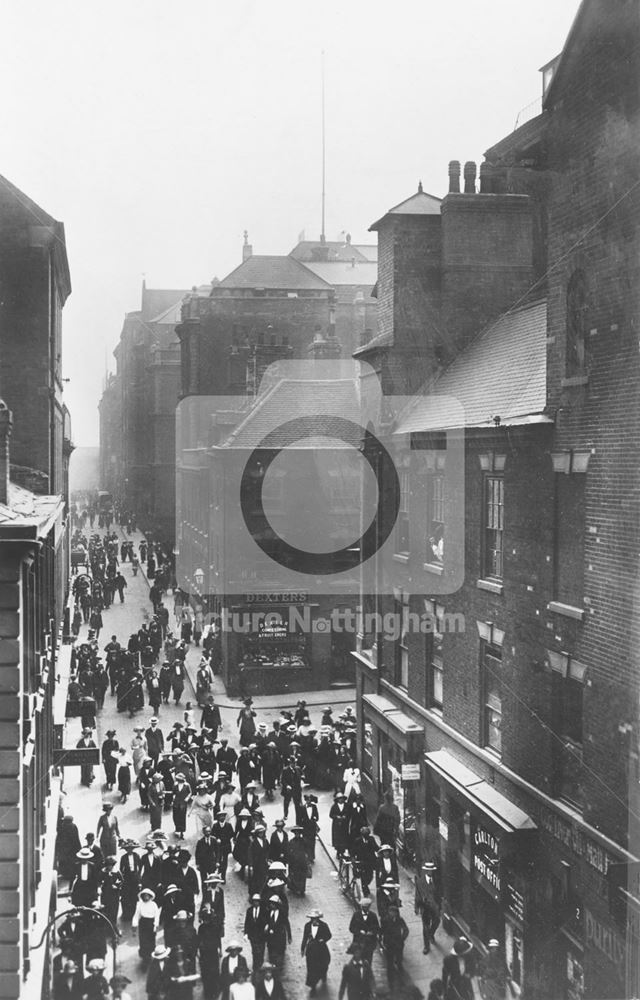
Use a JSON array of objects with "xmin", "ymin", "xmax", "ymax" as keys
[{"xmin": 351, "ymin": 3, "xmax": 640, "ymax": 998}]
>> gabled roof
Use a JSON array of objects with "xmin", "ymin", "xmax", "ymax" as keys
[
  {"xmin": 352, "ymin": 330, "xmax": 393, "ymax": 357},
  {"xmin": 543, "ymin": 0, "xmax": 588, "ymax": 109},
  {"xmin": 301, "ymin": 260, "xmax": 378, "ymax": 288},
  {"xmin": 395, "ymin": 300, "xmax": 549, "ymax": 434},
  {"xmin": 148, "ymin": 296, "xmax": 187, "ymax": 326},
  {"xmin": 290, "ymin": 240, "xmax": 374, "ymax": 263},
  {"xmin": 222, "ymin": 377, "xmax": 360, "ymax": 449},
  {"xmin": 217, "ymin": 255, "xmax": 333, "ymax": 291},
  {"xmin": 369, "ymin": 186, "xmax": 442, "ymax": 231},
  {"xmin": 484, "ymin": 111, "xmax": 549, "ymax": 164}
]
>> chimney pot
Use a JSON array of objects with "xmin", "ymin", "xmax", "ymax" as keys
[
  {"xmin": 448, "ymin": 161, "xmax": 461, "ymax": 194},
  {"xmin": 464, "ymin": 161, "xmax": 477, "ymax": 194},
  {"xmin": 242, "ymin": 231, "xmax": 253, "ymax": 262},
  {"xmin": 479, "ymin": 162, "xmax": 494, "ymax": 194},
  {"xmin": 0, "ymin": 401, "xmax": 13, "ymax": 506}
]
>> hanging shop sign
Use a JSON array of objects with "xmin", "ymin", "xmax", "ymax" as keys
[
  {"xmin": 504, "ymin": 873, "xmax": 525, "ymax": 924},
  {"xmin": 401, "ymin": 763, "xmax": 421, "ymax": 782},
  {"xmin": 585, "ymin": 909, "xmax": 625, "ymax": 986},
  {"xmin": 473, "ymin": 822, "xmax": 501, "ymax": 899},
  {"xmin": 439, "ymin": 818, "xmax": 449, "ymax": 842}
]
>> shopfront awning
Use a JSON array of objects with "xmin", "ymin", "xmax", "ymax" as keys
[
  {"xmin": 426, "ymin": 748, "xmax": 536, "ymax": 834},
  {"xmin": 363, "ymin": 693, "xmax": 424, "ymax": 752}
]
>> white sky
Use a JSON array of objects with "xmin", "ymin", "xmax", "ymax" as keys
[{"xmin": 1, "ymin": 0, "xmax": 580, "ymax": 445}]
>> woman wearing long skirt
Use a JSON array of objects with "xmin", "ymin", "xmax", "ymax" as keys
[
  {"xmin": 132, "ymin": 888, "xmax": 159, "ymax": 959},
  {"xmin": 96, "ymin": 803, "xmax": 120, "ymax": 858},
  {"xmin": 188, "ymin": 784, "xmax": 215, "ymax": 838},
  {"xmin": 287, "ymin": 827, "xmax": 308, "ymax": 896},
  {"xmin": 233, "ymin": 809, "xmax": 254, "ymax": 876},
  {"xmin": 117, "ymin": 751, "xmax": 132, "ymax": 804},
  {"xmin": 131, "ymin": 729, "xmax": 147, "ymax": 778},
  {"xmin": 197, "ymin": 904, "xmax": 222, "ymax": 1000},
  {"xmin": 301, "ymin": 910, "xmax": 332, "ymax": 992}
]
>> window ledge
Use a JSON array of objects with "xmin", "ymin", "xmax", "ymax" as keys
[
  {"xmin": 393, "ymin": 553, "xmax": 410, "ymax": 564},
  {"xmin": 483, "ymin": 747, "xmax": 502, "ymax": 761},
  {"xmin": 561, "ymin": 375, "xmax": 589, "ymax": 387},
  {"xmin": 547, "ymin": 601, "xmax": 584, "ymax": 622},
  {"xmin": 423, "ymin": 562, "xmax": 444, "ymax": 576},
  {"xmin": 427, "ymin": 706, "xmax": 443, "ymax": 718},
  {"xmin": 477, "ymin": 578, "xmax": 504, "ymax": 595}
]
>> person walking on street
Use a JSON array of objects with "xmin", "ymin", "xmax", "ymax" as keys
[
  {"xmin": 338, "ymin": 943, "xmax": 375, "ymax": 1000},
  {"xmin": 442, "ymin": 937, "xmax": 477, "ymax": 1000},
  {"xmin": 148, "ymin": 773, "xmax": 166, "ymax": 832},
  {"xmin": 244, "ymin": 893, "xmax": 267, "ymax": 971},
  {"xmin": 300, "ymin": 909, "xmax": 332, "ymax": 995},
  {"xmin": 114, "ymin": 571, "xmax": 127, "ymax": 603},
  {"xmin": 132, "ymin": 887, "xmax": 160, "ymax": 959},
  {"xmin": 415, "ymin": 861, "xmax": 441, "ymax": 954},
  {"xmin": 254, "ymin": 962, "xmax": 287, "ymax": 1000},
  {"xmin": 348, "ymin": 898, "xmax": 379, "ymax": 965},
  {"xmin": 380, "ymin": 904, "xmax": 409, "ymax": 981},
  {"xmin": 96, "ymin": 802, "xmax": 119, "ymax": 858},
  {"xmin": 264, "ymin": 895, "xmax": 292, "ymax": 972}
]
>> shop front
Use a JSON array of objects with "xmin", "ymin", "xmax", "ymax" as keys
[
  {"xmin": 426, "ymin": 749, "xmax": 536, "ymax": 994},
  {"xmin": 361, "ymin": 693, "xmax": 424, "ymax": 858}
]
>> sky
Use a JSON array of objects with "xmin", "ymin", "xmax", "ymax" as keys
[{"xmin": 1, "ymin": 0, "xmax": 580, "ymax": 445}]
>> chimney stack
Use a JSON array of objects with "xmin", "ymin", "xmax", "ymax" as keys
[
  {"xmin": 242, "ymin": 230, "xmax": 253, "ymax": 262},
  {"xmin": 463, "ymin": 161, "xmax": 477, "ymax": 193},
  {"xmin": 448, "ymin": 161, "xmax": 461, "ymax": 194},
  {"xmin": 0, "ymin": 401, "xmax": 13, "ymax": 506}
]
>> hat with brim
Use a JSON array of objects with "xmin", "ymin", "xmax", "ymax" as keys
[
  {"xmin": 174, "ymin": 910, "xmax": 188, "ymax": 921},
  {"xmin": 488, "ymin": 938, "xmax": 500, "ymax": 948},
  {"xmin": 82, "ymin": 727, "xmax": 93, "ymax": 735},
  {"xmin": 226, "ymin": 941, "xmax": 243, "ymax": 952},
  {"xmin": 151, "ymin": 945, "xmax": 170, "ymax": 960},
  {"xmin": 239, "ymin": 808, "xmax": 251, "ymax": 817},
  {"xmin": 251, "ymin": 893, "xmax": 262, "ymax": 901},
  {"xmin": 454, "ymin": 937, "xmax": 473, "ymax": 956},
  {"xmin": 268, "ymin": 895, "xmax": 282, "ymax": 904},
  {"xmin": 216, "ymin": 810, "xmax": 227, "ymax": 818},
  {"xmin": 106, "ymin": 730, "xmax": 116, "ymax": 737},
  {"xmin": 254, "ymin": 824, "xmax": 266, "ymax": 833},
  {"xmin": 360, "ymin": 898, "xmax": 372, "ymax": 908},
  {"xmin": 422, "ymin": 861, "xmax": 437, "ymax": 871},
  {"xmin": 260, "ymin": 962, "xmax": 275, "ymax": 972},
  {"xmin": 205, "ymin": 874, "xmax": 224, "ymax": 884},
  {"xmin": 87, "ymin": 959, "xmax": 106, "ymax": 971},
  {"xmin": 274, "ymin": 819, "xmax": 285, "ymax": 827},
  {"xmin": 307, "ymin": 909, "xmax": 323, "ymax": 919},
  {"xmin": 164, "ymin": 884, "xmax": 180, "ymax": 895},
  {"xmin": 76, "ymin": 848, "xmax": 94, "ymax": 860},
  {"xmin": 268, "ymin": 861, "xmax": 287, "ymax": 872},
  {"xmin": 377, "ymin": 845, "xmax": 393, "ymax": 854},
  {"xmin": 139, "ymin": 888, "xmax": 155, "ymax": 900},
  {"xmin": 110, "ymin": 975, "xmax": 131, "ymax": 987}
]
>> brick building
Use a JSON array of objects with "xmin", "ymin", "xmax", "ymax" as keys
[
  {"xmin": 100, "ymin": 283, "xmax": 190, "ymax": 543},
  {"xmin": 0, "ymin": 178, "xmax": 73, "ymax": 999},
  {"xmin": 351, "ymin": 3, "xmax": 640, "ymax": 998}
]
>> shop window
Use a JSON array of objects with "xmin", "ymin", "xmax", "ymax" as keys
[
  {"xmin": 395, "ymin": 470, "xmax": 410, "ymax": 554},
  {"xmin": 483, "ymin": 475, "xmax": 504, "ymax": 580},
  {"xmin": 481, "ymin": 640, "xmax": 503, "ymax": 755},
  {"xmin": 362, "ymin": 721, "xmax": 373, "ymax": 777},
  {"xmin": 427, "ymin": 472, "xmax": 445, "ymax": 564},
  {"xmin": 566, "ymin": 270, "xmax": 589, "ymax": 377}
]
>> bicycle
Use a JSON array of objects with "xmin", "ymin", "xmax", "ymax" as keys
[{"xmin": 338, "ymin": 853, "xmax": 363, "ymax": 904}]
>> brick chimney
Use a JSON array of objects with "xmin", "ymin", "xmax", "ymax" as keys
[
  {"xmin": 0, "ymin": 400, "xmax": 13, "ymax": 506},
  {"xmin": 242, "ymin": 230, "xmax": 253, "ymax": 262}
]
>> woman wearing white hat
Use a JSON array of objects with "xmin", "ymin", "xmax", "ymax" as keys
[
  {"xmin": 132, "ymin": 887, "xmax": 160, "ymax": 959},
  {"xmin": 301, "ymin": 909, "xmax": 332, "ymax": 994}
]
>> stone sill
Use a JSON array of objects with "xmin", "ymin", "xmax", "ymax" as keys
[
  {"xmin": 476, "ymin": 578, "xmax": 504, "ymax": 595},
  {"xmin": 392, "ymin": 553, "xmax": 410, "ymax": 564},
  {"xmin": 561, "ymin": 374, "xmax": 589, "ymax": 387},
  {"xmin": 547, "ymin": 601, "xmax": 585, "ymax": 622},
  {"xmin": 423, "ymin": 562, "xmax": 444, "ymax": 576}
]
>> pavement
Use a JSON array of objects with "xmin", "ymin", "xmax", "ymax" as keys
[{"xmin": 56, "ymin": 526, "xmax": 454, "ymax": 998}]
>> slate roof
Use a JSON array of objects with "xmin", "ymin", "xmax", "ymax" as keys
[
  {"xmin": 352, "ymin": 330, "xmax": 393, "ymax": 357},
  {"xmin": 301, "ymin": 260, "xmax": 378, "ymax": 288},
  {"xmin": 289, "ymin": 240, "xmax": 375, "ymax": 263},
  {"xmin": 484, "ymin": 111, "xmax": 549, "ymax": 163},
  {"xmin": 222, "ymin": 377, "xmax": 360, "ymax": 449},
  {"xmin": 395, "ymin": 300, "xmax": 549, "ymax": 434},
  {"xmin": 369, "ymin": 187, "xmax": 442, "ymax": 231},
  {"xmin": 217, "ymin": 255, "xmax": 333, "ymax": 291}
]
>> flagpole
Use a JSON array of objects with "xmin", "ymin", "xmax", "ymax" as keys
[{"xmin": 321, "ymin": 49, "xmax": 326, "ymax": 244}]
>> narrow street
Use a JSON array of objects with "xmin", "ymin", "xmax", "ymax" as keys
[{"xmin": 58, "ymin": 533, "xmax": 446, "ymax": 999}]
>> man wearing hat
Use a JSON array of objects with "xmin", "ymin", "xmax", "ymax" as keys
[
  {"xmin": 280, "ymin": 756, "xmax": 302, "ymax": 820},
  {"xmin": 442, "ymin": 937, "xmax": 477, "ymax": 1000},
  {"xmin": 415, "ymin": 860, "xmax": 441, "ymax": 954},
  {"xmin": 260, "ymin": 741, "xmax": 282, "ymax": 801},
  {"xmin": 244, "ymin": 892, "xmax": 267, "ymax": 971},
  {"xmin": 203, "ymin": 872, "xmax": 226, "ymax": 928},
  {"xmin": 70, "ymin": 848, "xmax": 99, "ymax": 908},
  {"xmin": 220, "ymin": 941, "xmax": 249, "ymax": 1000},
  {"xmin": 479, "ymin": 938, "xmax": 515, "ymax": 1000},
  {"xmin": 351, "ymin": 826, "xmax": 376, "ymax": 896},
  {"xmin": 299, "ymin": 794, "xmax": 320, "ymax": 863},
  {"xmin": 264, "ymin": 895, "xmax": 292, "ymax": 971},
  {"xmin": 197, "ymin": 902, "xmax": 224, "ymax": 1000},
  {"xmin": 210, "ymin": 810, "xmax": 235, "ymax": 880},
  {"xmin": 247, "ymin": 824, "xmax": 270, "ymax": 897},
  {"xmin": 301, "ymin": 909, "xmax": 332, "ymax": 994},
  {"xmin": 109, "ymin": 973, "xmax": 132, "ymax": 1000},
  {"xmin": 268, "ymin": 819, "xmax": 289, "ymax": 864},
  {"xmin": 146, "ymin": 945, "xmax": 171, "ymax": 1000},
  {"xmin": 140, "ymin": 840, "xmax": 163, "ymax": 898},
  {"xmin": 376, "ymin": 876, "xmax": 401, "ymax": 923},
  {"xmin": 145, "ymin": 717, "xmax": 165, "ymax": 764},
  {"xmin": 195, "ymin": 825, "xmax": 217, "ymax": 883},
  {"xmin": 255, "ymin": 961, "xmax": 287, "ymax": 1000},
  {"xmin": 348, "ymin": 897, "xmax": 380, "ymax": 965},
  {"xmin": 338, "ymin": 942, "xmax": 376, "ymax": 1000},
  {"xmin": 216, "ymin": 738, "xmax": 238, "ymax": 776},
  {"xmin": 172, "ymin": 910, "xmax": 198, "ymax": 963}
]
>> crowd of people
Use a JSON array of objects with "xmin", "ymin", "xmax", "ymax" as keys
[{"xmin": 56, "ymin": 503, "xmax": 514, "ymax": 1000}]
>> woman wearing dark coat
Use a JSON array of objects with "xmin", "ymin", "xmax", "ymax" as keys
[
  {"xmin": 287, "ymin": 827, "xmax": 308, "ymax": 896},
  {"xmin": 233, "ymin": 810, "xmax": 254, "ymax": 874},
  {"xmin": 197, "ymin": 904, "xmax": 222, "ymax": 1000},
  {"xmin": 56, "ymin": 815, "xmax": 82, "ymax": 882},
  {"xmin": 301, "ymin": 911, "xmax": 332, "ymax": 991},
  {"xmin": 255, "ymin": 963, "xmax": 288, "ymax": 1000},
  {"xmin": 101, "ymin": 731, "xmax": 119, "ymax": 789},
  {"xmin": 329, "ymin": 794, "xmax": 349, "ymax": 855}
]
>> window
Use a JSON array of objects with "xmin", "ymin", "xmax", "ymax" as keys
[
  {"xmin": 548, "ymin": 654, "xmax": 585, "ymax": 808},
  {"xmin": 396, "ymin": 471, "xmax": 410, "ymax": 553},
  {"xmin": 427, "ymin": 473, "xmax": 445, "ymax": 564},
  {"xmin": 482, "ymin": 641, "xmax": 503, "ymax": 754},
  {"xmin": 396, "ymin": 598, "xmax": 409, "ymax": 688},
  {"xmin": 566, "ymin": 270, "xmax": 588, "ymax": 376},
  {"xmin": 428, "ymin": 625, "xmax": 444, "ymax": 710},
  {"xmin": 484, "ymin": 476, "xmax": 504, "ymax": 579},
  {"xmin": 554, "ymin": 474, "xmax": 585, "ymax": 609}
]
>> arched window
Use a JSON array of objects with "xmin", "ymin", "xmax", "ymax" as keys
[{"xmin": 566, "ymin": 270, "xmax": 588, "ymax": 376}]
